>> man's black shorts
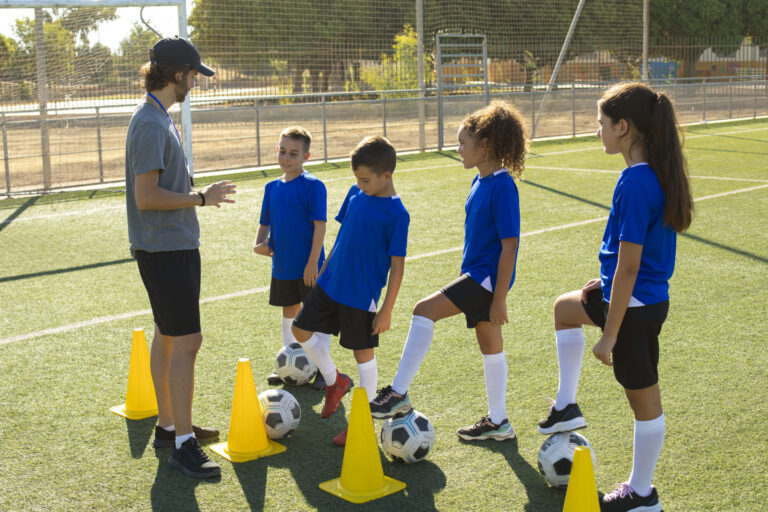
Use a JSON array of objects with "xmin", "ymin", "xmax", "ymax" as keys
[
  {"xmin": 269, "ymin": 277, "xmax": 312, "ymax": 307},
  {"xmin": 293, "ymin": 285, "xmax": 378, "ymax": 350},
  {"xmin": 441, "ymin": 274, "xmax": 494, "ymax": 329},
  {"xmin": 135, "ymin": 249, "xmax": 201, "ymax": 337},
  {"xmin": 582, "ymin": 288, "xmax": 669, "ymax": 390}
]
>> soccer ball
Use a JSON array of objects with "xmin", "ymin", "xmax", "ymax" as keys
[
  {"xmin": 537, "ymin": 431, "xmax": 596, "ymax": 488},
  {"xmin": 380, "ymin": 410, "xmax": 435, "ymax": 463},
  {"xmin": 275, "ymin": 342, "xmax": 317, "ymax": 386},
  {"xmin": 258, "ymin": 388, "xmax": 301, "ymax": 439}
]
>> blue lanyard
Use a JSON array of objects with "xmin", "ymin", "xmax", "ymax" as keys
[{"xmin": 146, "ymin": 92, "xmax": 193, "ymax": 184}]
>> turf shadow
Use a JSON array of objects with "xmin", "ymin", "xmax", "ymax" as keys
[
  {"xmin": 0, "ymin": 195, "xmax": 39, "ymax": 232},
  {"xmin": 124, "ymin": 416, "xmax": 157, "ymax": 459},
  {"xmin": 150, "ymin": 449, "xmax": 220, "ymax": 512},
  {"xmin": 0, "ymin": 257, "xmax": 134, "ymax": 283}
]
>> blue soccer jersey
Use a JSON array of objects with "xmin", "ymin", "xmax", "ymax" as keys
[
  {"xmin": 599, "ymin": 162, "xmax": 677, "ymax": 305},
  {"xmin": 259, "ymin": 171, "xmax": 327, "ymax": 280},
  {"xmin": 317, "ymin": 185, "xmax": 410, "ymax": 312},
  {"xmin": 461, "ymin": 169, "xmax": 521, "ymax": 291}
]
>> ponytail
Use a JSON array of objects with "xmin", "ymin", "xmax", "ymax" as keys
[{"xmin": 599, "ymin": 83, "xmax": 694, "ymax": 232}]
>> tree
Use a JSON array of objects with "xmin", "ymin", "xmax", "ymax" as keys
[{"xmin": 361, "ymin": 24, "xmax": 432, "ymax": 95}]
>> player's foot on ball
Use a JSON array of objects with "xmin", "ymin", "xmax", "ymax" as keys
[
  {"xmin": 600, "ymin": 483, "xmax": 662, "ymax": 512},
  {"xmin": 370, "ymin": 385, "xmax": 413, "ymax": 419},
  {"xmin": 311, "ymin": 371, "xmax": 326, "ymax": 390},
  {"xmin": 538, "ymin": 401, "xmax": 587, "ymax": 435},
  {"xmin": 153, "ymin": 425, "xmax": 220, "ymax": 448},
  {"xmin": 332, "ymin": 429, "xmax": 347, "ymax": 447},
  {"xmin": 267, "ymin": 372, "xmax": 282, "ymax": 386},
  {"xmin": 320, "ymin": 370, "xmax": 351, "ymax": 419},
  {"xmin": 168, "ymin": 438, "xmax": 221, "ymax": 478},
  {"xmin": 457, "ymin": 416, "xmax": 515, "ymax": 441}
]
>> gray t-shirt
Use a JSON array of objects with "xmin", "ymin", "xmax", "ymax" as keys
[{"xmin": 125, "ymin": 99, "xmax": 200, "ymax": 252}]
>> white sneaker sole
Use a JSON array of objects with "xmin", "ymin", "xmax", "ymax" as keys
[
  {"xmin": 538, "ymin": 417, "xmax": 587, "ymax": 435},
  {"xmin": 457, "ymin": 429, "xmax": 516, "ymax": 441}
]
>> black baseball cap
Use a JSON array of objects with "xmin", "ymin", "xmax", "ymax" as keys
[{"xmin": 150, "ymin": 37, "xmax": 214, "ymax": 77}]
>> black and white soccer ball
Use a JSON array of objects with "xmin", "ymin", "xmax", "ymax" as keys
[
  {"xmin": 537, "ymin": 431, "xmax": 596, "ymax": 488},
  {"xmin": 275, "ymin": 342, "xmax": 317, "ymax": 386},
  {"xmin": 257, "ymin": 388, "xmax": 301, "ymax": 439},
  {"xmin": 380, "ymin": 410, "xmax": 435, "ymax": 463}
]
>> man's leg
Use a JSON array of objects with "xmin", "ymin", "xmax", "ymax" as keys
[
  {"xmin": 168, "ymin": 331, "xmax": 203, "ymax": 438},
  {"xmin": 150, "ymin": 326, "xmax": 174, "ymax": 429}
]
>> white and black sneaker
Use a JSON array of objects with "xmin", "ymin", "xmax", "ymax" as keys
[
  {"xmin": 457, "ymin": 416, "xmax": 516, "ymax": 441},
  {"xmin": 538, "ymin": 402, "xmax": 587, "ymax": 434},
  {"xmin": 369, "ymin": 385, "xmax": 413, "ymax": 419},
  {"xmin": 600, "ymin": 483, "xmax": 663, "ymax": 512}
]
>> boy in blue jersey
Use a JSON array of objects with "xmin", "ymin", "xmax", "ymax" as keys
[
  {"xmin": 253, "ymin": 126, "xmax": 329, "ymax": 387},
  {"xmin": 292, "ymin": 136, "xmax": 409, "ymax": 445}
]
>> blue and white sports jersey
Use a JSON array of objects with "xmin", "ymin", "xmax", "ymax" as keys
[
  {"xmin": 259, "ymin": 171, "xmax": 327, "ymax": 280},
  {"xmin": 599, "ymin": 162, "xmax": 676, "ymax": 305},
  {"xmin": 461, "ymin": 169, "xmax": 520, "ymax": 291},
  {"xmin": 318, "ymin": 185, "xmax": 409, "ymax": 312}
]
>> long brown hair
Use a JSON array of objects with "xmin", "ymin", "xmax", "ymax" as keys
[
  {"xmin": 461, "ymin": 101, "xmax": 528, "ymax": 179},
  {"xmin": 140, "ymin": 61, "xmax": 191, "ymax": 92},
  {"xmin": 599, "ymin": 82, "xmax": 693, "ymax": 232}
]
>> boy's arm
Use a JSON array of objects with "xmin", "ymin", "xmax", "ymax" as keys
[
  {"xmin": 303, "ymin": 220, "xmax": 327, "ymax": 286},
  {"xmin": 253, "ymin": 224, "xmax": 273, "ymax": 256},
  {"xmin": 489, "ymin": 237, "xmax": 519, "ymax": 327},
  {"xmin": 372, "ymin": 255, "xmax": 405, "ymax": 335}
]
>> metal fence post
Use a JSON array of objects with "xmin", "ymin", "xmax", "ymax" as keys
[
  {"xmin": 382, "ymin": 92, "xmax": 387, "ymax": 138},
  {"xmin": 254, "ymin": 99, "xmax": 261, "ymax": 167},
  {"xmin": 95, "ymin": 107, "xmax": 104, "ymax": 183},
  {"xmin": 755, "ymin": 81, "xmax": 758, "ymax": 119},
  {"xmin": 2, "ymin": 113, "xmax": 10, "ymax": 195},
  {"xmin": 571, "ymin": 86, "xmax": 576, "ymax": 137},
  {"xmin": 729, "ymin": 79, "xmax": 733, "ymax": 119},
  {"xmin": 322, "ymin": 94, "xmax": 328, "ymax": 162},
  {"xmin": 702, "ymin": 78, "xmax": 707, "ymax": 122},
  {"xmin": 530, "ymin": 87, "xmax": 536, "ymax": 139}
]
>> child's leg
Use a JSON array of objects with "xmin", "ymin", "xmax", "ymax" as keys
[
  {"xmin": 280, "ymin": 304, "xmax": 302, "ymax": 347},
  {"xmin": 292, "ymin": 325, "xmax": 337, "ymax": 386},
  {"xmin": 475, "ymin": 322, "xmax": 507, "ymax": 425},
  {"xmin": 552, "ymin": 290, "xmax": 597, "ymax": 409},
  {"xmin": 391, "ymin": 290, "xmax": 461, "ymax": 394},
  {"xmin": 354, "ymin": 348, "xmax": 377, "ymax": 401},
  {"xmin": 626, "ymin": 384, "xmax": 664, "ymax": 496}
]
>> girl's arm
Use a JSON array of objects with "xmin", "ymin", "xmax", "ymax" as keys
[
  {"xmin": 372, "ymin": 255, "xmax": 405, "ymax": 335},
  {"xmin": 253, "ymin": 224, "xmax": 273, "ymax": 256},
  {"xmin": 593, "ymin": 240, "xmax": 643, "ymax": 365},
  {"xmin": 490, "ymin": 237, "xmax": 519, "ymax": 326},
  {"xmin": 303, "ymin": 220, "xmax": 327, "ymax": 286}
]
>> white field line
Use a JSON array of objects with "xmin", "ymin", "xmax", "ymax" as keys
[
  {"xmin": 526, "ymin": 165, "xmax": 768, "ymax": 183},
  {"xmin": 3, "ymin": 182, "xmax": 766, "ymax": 346}
]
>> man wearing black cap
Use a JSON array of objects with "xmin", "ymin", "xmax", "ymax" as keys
[{"xmin": 125, "ymin": 37, "xmax": 235, "ymax": 479}]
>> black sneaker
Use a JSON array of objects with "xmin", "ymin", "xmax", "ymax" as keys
[
  {"xmin": 168, "ymin": 437, "xmax": 221, "ymax": 478},
  {"xmin": 153, "ymin": 425, "xmax": 220, "ymax": 448},
  {"xmin": 267, "ymin": 372, "xmax": 282, "ymax": 386},
  {"xmin": 538, "ymin": 402, "xmax": 587, "ymax": 434},
  {"xmin": 369, "ymin": 385, "xmax": 413, "ymax": 419},
  {"xmin": 457, "ymin": 416, "xmax": 516, "ymax": 441},
  {"xmin": 600, "ymin": 483, "xmax": 662, "ymax": 512}
]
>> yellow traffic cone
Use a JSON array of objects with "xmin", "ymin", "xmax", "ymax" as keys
[
  {"xmin": 563, "ymin": 446, "xmax": 600, "ymax": 512},
  {"xmin": 110, "ymin": 328, "xmax": 158, "ymax": 420},
  {"xmin": 319, "ymin": 387, "xmax": 406, "ymax": 503},
  {"xmin": 210, "ymin": 358, "xmax": 286, "ymax": 462}
]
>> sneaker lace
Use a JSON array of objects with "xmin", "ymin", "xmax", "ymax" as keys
[
  {"xmin": 372, "ymin": 385, "xmax": 394, "ymax": 405},
  {"xmin": 605, "ymin": 482, "xmax": 634, "ymax": 502},
  {"xmin": 474, "ymin": 416, "xmax": 491, "ymax": 428},
  {"xmin": 545, "ymin": 397, "xmax": 556, "ymax": 413},
  {"xmin": 187, "ymin": 439, "xmax": 208, "ymax": 462}
]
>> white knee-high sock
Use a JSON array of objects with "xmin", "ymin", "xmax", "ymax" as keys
[
  {"xmin": 301, "ymin": 333, "xmax": 337, "ymax": 386},
  {"xmin": 554, "ymin": 328, "xmax": 585, "ymax": 410},
  {"xmin": 391, "ymin": 316, "xmax": 434, "ymax": 395},
  {"xmin": 281, "ymin": 317, "xmax": 297, "ymax": 347},
  {"xmin": 483, "ymin": 352, "xmax": 508, "ymax": 425},
  {"xmin": 357, "ymin": 357, "xmax": 378, "ymax": 402},
  {"xmin": 629, "ymin": 413, "xmax": 665, "ymax": 496}
]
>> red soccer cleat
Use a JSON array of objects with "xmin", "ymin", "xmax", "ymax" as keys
[
  {"xmin": 320, "ymin": 370, "xmax": 351, "ymax": 419},
  {"xmin": 332, "ymin": 429, "xmax": 348, "ymax": 446}
]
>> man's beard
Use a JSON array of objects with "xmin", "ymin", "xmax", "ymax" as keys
[{"xmin": 174, "ymin": 82, "xmax": 190, "ymax": 103}]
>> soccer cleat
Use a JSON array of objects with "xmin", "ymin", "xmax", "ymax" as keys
[
  {"xmin": 538, "ymin": 401, "xmax": 587, "ymax": 435},
  {"xmin": 457, "ymin": 416, "xmax": 516, "ymax": 441},
  {"xmin": 266, "ymin": 372, "xmax": 282, "ymax": 386},
  {"xmin": 369, "ymin": 385, "xmax": 413, "ymax": 419},
  {"xmin": 153, "ymin": 425, "xmax": 220, "ymax": 448},
  {"xmin": 168, "ymin": 438, "xmax": 221, "ymax": 478},
  {"xmin": 332, "ymin": 429, "xmax": 347, "ymax": 447},
  {"xmin": 320, "ymin": 370, "xmax": 352, "ymax": 419},
  {"xmin": 600, "ymin": 483, "xmax": 663, "ymax": 512}
]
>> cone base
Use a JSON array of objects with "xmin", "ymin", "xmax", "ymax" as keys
[
  {"xmin": 319, "ymin": 476, "xmax": 406, "ymax": 504},
  {"xmin": 109, "ymin": 404, "xmax": 158, "ymax": 420},
  {"xmin": 209, "ymin": 440, "xmax": 286, "ymax": 462}
]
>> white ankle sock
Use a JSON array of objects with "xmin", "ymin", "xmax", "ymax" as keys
[
  {"xmin": 175, "ymin": 432, "xmax": 195, "ymax": 449},
  {"xmin": 301, "ymin": 333, "xmax": 337, "ymax": 386},
  {"xmin": 281, "ymin": 317, "xmax": 297, "ymax": 347},
  {"xmin": 162, "ymin": 424, "xmax": 175, "ymax": 432},
  {"xmin": 483, "ymin": 352, "xmax": 508, "ymax": 425},
  {"xmin": 554, "ymin": 328, "xmax": 585, "ymax": 411},
  {"xmin": 629, "ymin": 413, "xmax": 665, "ymax": 496},
  {"xmin": 391, "ymin": 316, "xmax": 434, "ymax": 395},
  {"xmin": 357, "ymin": 357, "xmax": 378, "ymax": 402}
]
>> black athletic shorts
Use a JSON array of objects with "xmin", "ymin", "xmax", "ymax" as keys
[
  {"xmin": 293, "ymin": 285, "xmax": 378, "ymax": 350},
  {"xmin": 441, "ymin": 274, "xmax": 494, "ymax": 329},
  {"xmin": 269, "ymin": 277, "xmax": 312, "ymax": 307},
  {"xmin": 582, "ymin": 288, "xmax": 669, "ymax": 390},
  {"xmin": 135, "ymin": 248, "xmax": 201, "ymax": 337}
]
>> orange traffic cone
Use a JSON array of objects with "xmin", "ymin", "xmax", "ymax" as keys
[
  {"xmin": 210, "ymin": 358, "xmax": 286, "ymax": 462},
  {"xmin": 319, "ymin": 387, "xmax": 405, "ymax": 503},
  {"xmin": 562, "ymin": 446, "xmax": 600, "ymax": 512},
  {"xmin": 110, "ymin": 328, "xmax": 158, "ymax": 420}
]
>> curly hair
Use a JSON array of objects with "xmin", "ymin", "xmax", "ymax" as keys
[
  {"xmin": 139, "ymin": 61, "xmax": 191, "ymax": 92},
  {"xmin": 461, "ymin": 101, "xmax": 528, "ymax": 178}
]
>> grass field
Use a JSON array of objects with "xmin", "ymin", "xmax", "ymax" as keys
[{"xmin": 0, "ymin": 118, "xmax": 766, "ymax": 511}]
